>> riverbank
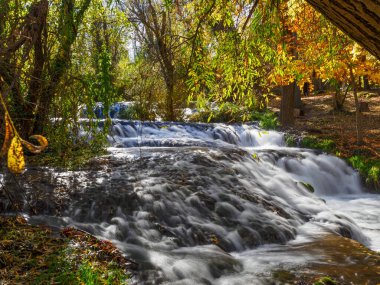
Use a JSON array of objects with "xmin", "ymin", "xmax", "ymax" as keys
[
  {"xmin": 1, "ymin": 215, "xmax": 379, "ymax": 284},
  {"xmin": 270, "ymin": 90, "xmax": 380, "ymax": 190},
  {"xmin": 1, "ymin": 119, "xmax": 380, "ymax": 284},
  {"xmin": 0, "ymin": 215, "xmax": 135, "ymax": 284}
]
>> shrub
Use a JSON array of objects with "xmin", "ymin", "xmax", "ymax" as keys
[
  {"xmin": 284, "ymin": 134, "xmax": 297, "ymax": 147},
  {"xmin": 348, "ymin": 155, "xmax": 380, "ymax": 189},
  {"xmin": 257, "ymin": 112, "xmax": 278, "ymax": 130},
  {"xmin": 118, "ymin": 103, "xmax": 155, "ymax": 121},
  {"xmin": 300, "ymin": 136, "xmax": 335, "ymax": 152}
]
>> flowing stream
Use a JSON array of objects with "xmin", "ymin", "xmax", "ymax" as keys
[{"xmin": 2, "ymin": 120, "xmax": 380, "ymax": 284}]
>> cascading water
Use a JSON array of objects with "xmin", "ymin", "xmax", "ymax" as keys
[{"xmin": 2, "ymin": 119, "xmax": 380, "ymax": 284}]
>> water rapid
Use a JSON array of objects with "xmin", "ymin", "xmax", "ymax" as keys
[{"xmin": 2, "ymin": 120, "xmax": 380, "ymax": 284}]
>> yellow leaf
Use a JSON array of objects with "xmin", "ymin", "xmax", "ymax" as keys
[
  {"xmin": 0, "ymin": 113, "xmax": 14, "ymax": 157},
  {"xmin": 7, "ymin": 136, "xmax": 25, "ymax": 174},
  {"xmin": 22, "ymin": 135, "xmax": 48, "ymax": 154}
]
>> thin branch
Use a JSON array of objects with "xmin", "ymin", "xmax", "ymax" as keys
[{"xmin": 241, "ymin": 0, "xmax": 259, "ymax": 33}]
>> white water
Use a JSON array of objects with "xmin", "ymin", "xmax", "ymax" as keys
[
  {"xmin": 323, "ymin": 194, "xmax": 380, "ymax": 252},
  {"xmin": 6, "ymin": 121, "xmax": 379, "ymax": 284}
]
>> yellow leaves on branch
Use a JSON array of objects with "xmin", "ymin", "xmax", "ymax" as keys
[
  {"xmin": 0, "ymin": 112, "xmax": 48, "ymax": 174},
  {"xmin": 0, "ymin": 112, "xmax": 13, "ymax": 157},
  {"xmin": 7, "ymin": 136, "xmax": 25, "ymax": 174},
  {"xmin": 22, "ymin": 135, "xmax": 48, "ymax": 154}
]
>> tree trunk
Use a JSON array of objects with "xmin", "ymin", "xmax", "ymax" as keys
[
  {"xmin": 306, "ymin": 0, "xmax": 380, "ymax": 60},
  {"xmin": 166, "ymin": 81, "xmax": 175, "ymax": 121},
  {"xmin": 349, "ymin": 67, "xmax": 363, "ymax": 145},
  {"xmin": 280, "ymin": 83, "xmax": 295, "ymax": 126},
  {"xmin": 32, "ymin": 0, "xmax": 91, "ymax": 134},
  {"xmin": 333, "ymin": 82, "xmax": 349, "ymax": 111},
  {"xmin": 25, "ymin": 0, "xmax": 48, "ymax": 136},
  {"xmin": 363, "ymin": 76, "xmax": 370, "ymax": 90},
  {"xmin": 294, "ymin": 83, "xmax": 302, "ymax": 109}
]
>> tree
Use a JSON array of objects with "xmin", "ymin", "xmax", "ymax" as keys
[
  {"xmin": 306, "ymin": 0, "xmax": 380, "ymax": 60},
  {"xmin": 0, "ymin": 0, "xmax": 91, "ymax": 136},
  {"xmin": 127, "ymin": 0, "xmax": 179, "ymax": 121}
]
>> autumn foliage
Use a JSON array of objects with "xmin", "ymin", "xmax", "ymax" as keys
[{"xmin": 0, "ymin": 94, "xmax": 48, "ymax": 174}]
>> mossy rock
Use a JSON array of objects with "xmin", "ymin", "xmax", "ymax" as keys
[
  {"xmin": 313, "ymin": 276, "xmax": 337, "ymax": 285},
  {"xmin": 300, "ymin": 181, "xmax": 315, "ymax": 193}
]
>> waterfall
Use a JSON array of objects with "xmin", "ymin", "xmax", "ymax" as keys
[{"xmin": 3, "ymin": 120, "xmax": 379, "ymax": 284}]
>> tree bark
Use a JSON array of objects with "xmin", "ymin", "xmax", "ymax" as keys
[
  {"xmin": 363, "ymin": 76, "xmax": 370, "ymax": 90},
  {"xmin": 349, "ymin": 67, "xmax": 363, "ymax": 145},
  {"xmin": 306, "ymin": 0, "xmax": 380, "ymax": 60},
  {"xmin": 32, "ymin": 0, "xmax": 91, "ymax": 134},
  {"xmin": 280, "ymin": 83, "xmax": 295, "ymax": 126}
]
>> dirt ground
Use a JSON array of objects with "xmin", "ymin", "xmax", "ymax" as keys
[{"xmin": 269, "ymin": 90, "xmax": 380, "ymax": 159}]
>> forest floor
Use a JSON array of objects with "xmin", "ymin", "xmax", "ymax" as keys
[
  {"xmin": 0, "ymin": 216, "xmax": 135, "ymax": 284},
  {"xmin": 270, "ymin": 89, "xmax": 380, "ymax": 160}
]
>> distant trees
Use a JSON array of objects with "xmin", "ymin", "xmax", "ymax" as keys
[
  {"xmin": 1, "ymin": 0, "xmax": 379, "ymax": 153},
  {"xmin": 270, "ymin": 0, "xmax": 380, "ymax": 129},
  {"xmin": 0, "ymin": 0, "xmax": 91, "ymax": 137},
  {"xmin": 127, "ymin": 0, "xmax": 179, "ymax": 121}
]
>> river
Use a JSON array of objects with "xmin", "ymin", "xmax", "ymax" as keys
[{"xmin": 1, "ymin": 121, "xmax": 379, "ymax": 284}]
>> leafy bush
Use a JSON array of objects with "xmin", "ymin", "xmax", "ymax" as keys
[
  {"xmin": 284, "ymin": 134, "xmax": 297, "ymax": 147},
  {"xmin": 348, "ymin": 155, "xmax": 380, "ymax": 189},
  {"xmin": 300, "ymin": 136, "xmax": 335, "ymax": 152},
  {"xmin": 188, "ymin": 105, "xmax": 279, "ymax": 128},
  {"xmin": 258, "ymin": 112, "xmax": 278, "ymax": 130},
  {"xmin": 118, "ymin": 104, "xmax": 156, "ymax": 121},
  {"xmin": 189, "ymin": 102, "xmax": 253, "ymax": 123},
  {"xmin": 249, "ymin": 111, "xmax": 278, "ymax": 130},
  {"xmin": 118, "ymin": 105, "xmax": 140, "ymax": 120}
]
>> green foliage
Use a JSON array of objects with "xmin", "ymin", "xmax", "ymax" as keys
[
  {"xmin": 251, "ymin": 112, "xmax": 279, "ymax": 130},
  {"xmin": 272, "ymin": 270, "xmax": 296, "ymax": 283},
  {"xmin": 118, "ymin": 103, "xmax": 156, "ymax": 121},
  {"xmin": 34, "ymin": 253, "xmax": 127, "ymax": 285},
  {"xmin": 284, "ymin": 134, "xmax": 297, "ymax": 147},
  {"xmin": 32, "ymin": 122, "xmax": 107, "ymax": 170},
  {"xmin": 0, "ymin": 216, "xmax": 129, "ymax": 285},
  {"xmin": 313, "ymin": 276, "xmax": 337, "ymax": 285},
  {"xmin": 211, "ymin": 103, "xmax": 250, "ymax": 123},
  {"xmin": 189, "ymin": 102, "xmax": 252, "ymax": 123},
  {"xmin": 300, "ymin": 182, "xmax": 315, "ymax": 193},
  {"xmin": 348, "ymin": 155, "xmax": 380, "ymax": 188},
  {"xmin": 2, "ymin": 0, "xmax": 378, "ymax": 169},
  {"xmin": 119, "ymin": 55, "xmax": 170, "ymax": 120},
  {"xmin": 300, "ymin": 136, "xmax": 336, "ymax": 152},
  {"xmin": 185, "ymin": 1, "xmax": 278, "ymax": 116},
  {"xmin": 188, "ymin": 104, "xmax": 278, "ymax": 128}
]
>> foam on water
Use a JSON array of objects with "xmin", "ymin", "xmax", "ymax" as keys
[{"xmin": 323, "ymin": 194, "xmax": 380, "ymax": 251}]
